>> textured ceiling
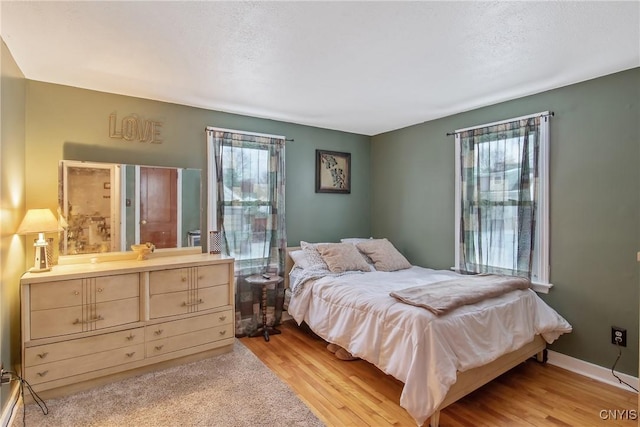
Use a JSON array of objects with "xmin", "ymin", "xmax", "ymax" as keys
[{"xmin": 2, "ymin": 1, "xmax": 639, "ymax": 136}]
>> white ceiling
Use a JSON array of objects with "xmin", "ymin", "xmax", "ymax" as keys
[{"xmin": 2, "ymin": 1, "xmax": 639, "ymax": 136}]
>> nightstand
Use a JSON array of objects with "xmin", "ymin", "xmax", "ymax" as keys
[{"xmin": 246, "ymin": 274, "xmax": 284, "ymax": 342}]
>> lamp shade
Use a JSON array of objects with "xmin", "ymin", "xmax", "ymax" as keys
[{"xmin": 17, "ymin": 209, "xmax": 61, "ymax": 235}]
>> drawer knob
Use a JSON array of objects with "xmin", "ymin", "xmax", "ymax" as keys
[
  {"xmin": 126, "ymin": 352, "xmax": 136, "ymax": 358},
  {"xmin": 37, "ymin": 352, "xmax": 48, "ymax": 359},
  {"xmin": 219, "ymin": 315, "xmax": 226, "ymax": 321},
  {"xmin": 181, "ymin": 277, "xmax": 187, "ymax": 282},
  {"xmin": 154, "ymin": 329, "xmax": 164, "ymax": 336},
  {"xmin": 126, "ymin": 334, "xmax": 135, "ymax": 341},
  {"xmin": 73, "ymin": 315, "xmax": 104, "ymax": 325},
  {"xmin": 37, "ymin": 370, "xmax": 48, "ymax": 377},
  {"xmin": 198, "ymin": 276, "xmax": 204, "ymax": 280},
  {"xmin": 219, "ymin": 330, "xmax": 226, "ymax": 336},
  {"xmin": 182, "ymin": 299, "xmax": 204, "ymax": 307},
  {"xmin": 155, "ymin": 345, "xmax": 164, "ymax": 351},
  {"xmin": 97, "ymin": 287, "xmax": 104, "ymax": 293},
  {"xmin": 73, "ymin": 291, "xmax": 80, "ymax": 296}
]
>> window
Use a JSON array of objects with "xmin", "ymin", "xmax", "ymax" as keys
[
  {"xmin": 206, "ymin": 127, "xmax": 287, "ymax": 337},
  {"xmin": 206, "ymin": 128, "xmax": 286, "ymax": 269},
  {"xmin": 219, "ymin": 144, "xmax": 272, "ymax": 260},
  {"xmin": 454, "ymin": 112, "xmax": 551, "ymax": 291}
]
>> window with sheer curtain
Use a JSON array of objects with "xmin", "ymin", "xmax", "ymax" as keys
[
  {"xmin": 454, "ymin": 112, "xmax": 550, "ymax": 287},
  {"xmin": 206, "ymin": 128, "xmax": 286, "ymax": 336}
]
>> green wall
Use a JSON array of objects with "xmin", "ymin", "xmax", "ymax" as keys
[
  {"xmin": 0, "ymin": 39, "xmax": 26, "ymax": 414},
  {"xmin": 371, "ymin": 68, "xmax": 640, "ymax": 375},
  {"xmin": 6, "ymin": 42, "xmax": 638, "ymax": 397},
  {"xmin": 24, "ymin": 81, "xmax": 371, "ymax": 250}
]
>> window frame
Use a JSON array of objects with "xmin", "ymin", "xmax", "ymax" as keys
[
  {"xmin": 454, "ymin": 112, "xmax": 551, "ymax": 293},
  {"xmin": 205, "ymin": 126, "xmax": 286, "ymax": 257}
]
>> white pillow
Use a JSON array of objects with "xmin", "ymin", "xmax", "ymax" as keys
[{"xmin": 289, "ymin": 250, "xmax": 311, "ymax": 269}]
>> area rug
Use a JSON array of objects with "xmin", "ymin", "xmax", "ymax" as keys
[{"xmin": 15, "ymin": 340, "xmax": 324, "ymax": 427}]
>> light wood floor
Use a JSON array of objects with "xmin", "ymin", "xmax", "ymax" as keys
[{"xmin": 241, "ymin": 320, "xmax": 638, "ymax": 427}]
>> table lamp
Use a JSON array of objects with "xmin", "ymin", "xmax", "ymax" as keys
[{"xmin": 17, "ymin": 208, "xmax": 61, "ymax": 272}]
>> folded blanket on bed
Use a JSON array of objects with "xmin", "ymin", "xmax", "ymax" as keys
[{"xmin": 389, "ymin": 274, "xmax": 530, "ymax": 315}]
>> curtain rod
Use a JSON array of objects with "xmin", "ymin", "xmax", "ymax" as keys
[
  {"xmin": 446, "ymin": 111, "xmax": 554, "ymax": 137},
  {"xmin": 205, "ymin": 126, "xmax": 294, "ymax": 141}
]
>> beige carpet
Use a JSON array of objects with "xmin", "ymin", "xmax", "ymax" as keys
[{"xmin": 16, "ymin": 340, "xmax": 325, "ymax": 427}]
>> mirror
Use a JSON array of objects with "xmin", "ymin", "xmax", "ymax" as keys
[{"xmin": 58, "ymin": 160, "xmax": 202, "ymax": 256}]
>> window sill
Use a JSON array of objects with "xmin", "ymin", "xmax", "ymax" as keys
[
  {"xmin": 530, "ymin": 281, "xmax": 552, "ymax": 294},
  {"xmin": 449, "ymin": 267, "xmax": 553, "ymax": 294}
]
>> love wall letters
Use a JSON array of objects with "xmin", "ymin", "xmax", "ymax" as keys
[{"xmin": 109, "ymin": 112, "xmax": 163, "ymax": 144}]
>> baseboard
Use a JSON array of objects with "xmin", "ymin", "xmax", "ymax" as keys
[
  {"xmin": 0, "ymin": 381, "xmax": 21, "ymax": 427},
  {"xmin": 547, "ymin": 350, "xmax": 639, "ymax": 393}
]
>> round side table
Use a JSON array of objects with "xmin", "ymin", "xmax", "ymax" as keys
[{"xmin": 246, "ymin": 274, "xmax": 284, "ymax": 342}]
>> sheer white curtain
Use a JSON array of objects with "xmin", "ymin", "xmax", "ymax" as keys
[
  {"xmin": 207, "ymin": 129, "xmax": 286, "ymax": 336},
  {"xmin": 457, "ymin": 117, "xmax": 541, "ymax": 278}
]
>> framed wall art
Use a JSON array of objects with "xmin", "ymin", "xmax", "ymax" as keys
[{"xmin": 316, "ymin": 149, "xmax": 351, "ymax": 194}]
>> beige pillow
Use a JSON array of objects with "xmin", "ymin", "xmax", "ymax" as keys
[
  {"xmin": 356, "ymin": 238, "xmax": 412, "ymax": 272},
  {"xmin": 315, "ymin": 243, "xmax": 371, "ymax": 273}
]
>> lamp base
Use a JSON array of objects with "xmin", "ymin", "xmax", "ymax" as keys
[
  {"xmin": 31, "ymin": 238, "xmax": 51, "ymax": 273},
  {"xmin": 28, "ymin": 266, "xmax": 51, "ymax": 273}
]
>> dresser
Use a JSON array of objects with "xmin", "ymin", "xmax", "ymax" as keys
[{"xmin": 20, "ymin": 253, "xmax": 234, "ymax": 398}]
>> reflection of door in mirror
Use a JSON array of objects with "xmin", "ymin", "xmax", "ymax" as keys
[
  {"xmin": 140, "ymin": 167, "xmax": 177, "ymax": 249},
  {"xmin": 61, "ymin": 161, "xmax": 121, "ymax": 254}
]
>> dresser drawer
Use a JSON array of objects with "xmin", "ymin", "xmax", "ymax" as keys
[
  {"xmin": 146, "ymin": 309, "xmax": 233, "ymax": 341},
  {"xmin": 196, "ymin": 264, "xmax": 230, "ymax": 288},
  {"xmin": 149, "ymin": 264, "xmax": 229, "ymax": 294},
  {"xmin": 94, "ymin": 273, "xmax": 139, "ymax": 302},
  {"xmin": 146, "ymin": 324, "xmax": 233, "ymax": 358},
  {"xmin": 149, "ymin": 284, "xmax": 230, "ymax": 319},
  {"xmin": 93, "ymin": 297, "xmax": 140, "ymax": 329},
  {"xmin": 30, "ymin": 274, "xmax": 139, "ymax": 311},
  {"xmin": 25, "ymin": 343, "xmax": 145, "ymax": 386},
  {"xmin": 31, "ymin": 280, "xmax": 83, "ymax": 311},
  {"xmin": 25, "ymin": 328, "xmax": 145, "ymax": 367},
  {"xmin": 149, "ymin": 268, "xmax": 189, "ymax": 295},
  {"xmin": 31, "ymin": 297, "xmax": 140, "ymax": 340},
  {"xmin": 30, "ymin": 306, "xmax": 83, "ymax": 339}
]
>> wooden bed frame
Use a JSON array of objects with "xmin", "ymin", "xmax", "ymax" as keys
[{"xmin": 284, "ymin": 247, "xmax": 546, "ymax": 427}]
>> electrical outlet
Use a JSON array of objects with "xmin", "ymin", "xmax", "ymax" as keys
[{"xmin": 611, "ymin": 326, "xmax": 627, "ymax": 347}]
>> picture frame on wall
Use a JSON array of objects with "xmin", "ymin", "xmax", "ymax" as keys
[{"xmin": 315, "ymin": 149, "xmax": 351, "ymax": 194}]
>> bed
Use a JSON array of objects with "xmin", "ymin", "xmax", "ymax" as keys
[{"xmin": 284, "ymin": 240, "xmax": 572, "ymax": 427}]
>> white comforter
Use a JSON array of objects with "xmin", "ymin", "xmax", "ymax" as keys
[{"xmin": 288, "ymin": 266, "xmax": 572, "ymax": 426}]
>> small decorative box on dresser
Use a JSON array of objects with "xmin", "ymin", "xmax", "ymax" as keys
[{"xmin": 20, "ymin": 253, "xmax": 234, "ymax": 399}]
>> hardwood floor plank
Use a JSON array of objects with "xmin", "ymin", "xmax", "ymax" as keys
[{"xmin": 241, "ymin": 321, "xmax": 637, "ymax": 426}]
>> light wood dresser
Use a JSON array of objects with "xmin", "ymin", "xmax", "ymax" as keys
[{"xmin": 20, "ymin": 252, "xmax": 234, "ymax": 399}]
